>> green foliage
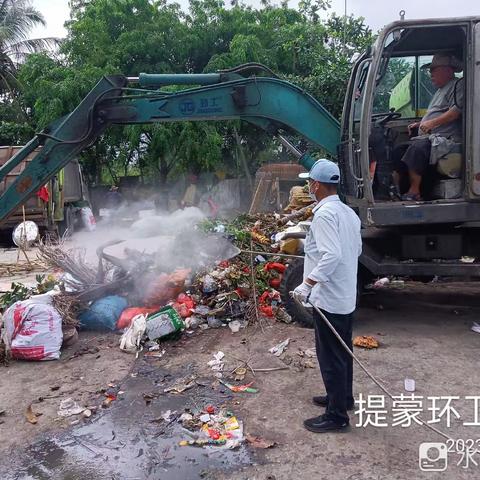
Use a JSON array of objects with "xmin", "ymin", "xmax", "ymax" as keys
[
  {"xmin": 0, "ymin": 274, "xmax": 58, "ymax": 311},
  {"xmin": 0, "ymin": 0, "xmax": 58, "ymax": 94},
  {"xmin": 10, "ymin": 0, "xmax": 374, "ymax": 183},
  {"xmin": 0, "ymin": 282, "xmax": 32, "ymax": 310}
]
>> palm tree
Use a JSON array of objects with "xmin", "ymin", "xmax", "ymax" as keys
[{"xmin": 0, "ymin": 0, "xmax": 58, "ymax": 93}]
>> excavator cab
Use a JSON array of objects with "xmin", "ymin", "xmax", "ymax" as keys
[
  {"xmin": 340, "ymin": 17, "xmax": 479, "ymax": 217},
  {"xmin": 340, "ymin": 16, "xmax": 480, "ymax": 279}
]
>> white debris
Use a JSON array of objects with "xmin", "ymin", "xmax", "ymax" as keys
[
  {"xmin": 269, "ymin": 339, "xmax": 290, "ymax": 356},
  {"xmin": 228, "ymin": 320, "xmax": 241, "ymax": 333},
  {"xmin": 119, "ymin": 314, "xmax": 147, "ymax": 353},
  {"xmin": 373, "ymin": 277, "xmax": 390, "ymax": 289},
  {"xmin": 471, "ymin": 322, "xmax": 480, "ymax": 334},
  {"xmin": 199, "ymin": 413, "xmax": 211, "ymax": 423},
  {"xmin": 206, "ymin": 351, "xmax": 225, "ymax": 377},
  {"xmin": 161, "ymin": 409, "xmax": 177, "ymax": 422},
  {"xmin": 57, "ymin": 398, "xmax": 85, "ymax": 417}
]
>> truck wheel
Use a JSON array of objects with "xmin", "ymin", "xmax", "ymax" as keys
[
  {"xmin": 357, "ymin": 264, "xmax": 374, "ymax": 305},
  {"xmin": 279, "ymin": 258, "xmax": 314, "ymax": 328}
]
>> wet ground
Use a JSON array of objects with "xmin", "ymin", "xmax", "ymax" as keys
[
  {"xmin": 2, "ymin": 282, "xmax": 480, "ymax": 479},
  {"xmin": 3, "ymin": 360, "xmax": 251, "ymax": 480}
]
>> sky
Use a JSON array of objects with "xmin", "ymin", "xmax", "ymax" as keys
[{"xmin": 29, "ymin": 0, "xmax": 480, "ymax": 39}]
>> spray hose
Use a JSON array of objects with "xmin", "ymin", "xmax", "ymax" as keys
[{"xmin": 293, "ymin": 297, "xmax": 451, "ymax": 440}]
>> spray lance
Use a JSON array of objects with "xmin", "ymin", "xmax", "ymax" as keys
[{"xmin": 290, "ymin": 293, "xmax": 451, "ymax": 441}]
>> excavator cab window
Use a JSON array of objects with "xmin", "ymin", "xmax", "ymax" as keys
[{"xmin": 368, "ymin": 24, "xmax": 467, "ymax": 202}]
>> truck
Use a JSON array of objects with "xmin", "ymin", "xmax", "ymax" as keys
[
  {"xmin": 0, "ymin": 146, "xmax": 89, "ymax": 236},
  {"xmin": 1, "ymin": 14, "xmax": 479, "ymax": 324}
]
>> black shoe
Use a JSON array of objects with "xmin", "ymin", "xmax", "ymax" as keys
[
  {"xmin": 312, "ymin": 396, "xmax": 355, "ymax": 411},
  {"xmin": 303, "ymin": 415, "xmax": 348, "ymax": 433}
]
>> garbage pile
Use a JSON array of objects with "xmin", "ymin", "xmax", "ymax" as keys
[
  {"xmin": 0, "ymin": 187, "xmax": 317, "ymax": 362},
  {"xmin": 178, "ymin": 407, "xmax": 244, "ymax": 449}
]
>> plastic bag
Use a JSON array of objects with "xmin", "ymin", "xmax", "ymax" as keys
[
  {"xmin": 120, "ymin": 314, "xmax": 147, "ymax": 353},
  {"xmin": 80, "ymin": 206, "xmax": 96, "ymax": 232},
  {"xmin": 116, "ymin": 306, "xmax": 160, "ymax": 330},
  {"xmin": 172, "ymin": 293, "xmax": 196, "ymax": 318},
  {"xmin": 79, "ymin": 295, "xmax": 128, "ymax": 331},
  {"xmin": 2, "ymin": 299, "xmax": 63, "ymax": 361}
]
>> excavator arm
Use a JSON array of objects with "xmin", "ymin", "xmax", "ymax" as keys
[{"xmin": 0, "ymin": 67, "xmax": 340, "ymax": 221}]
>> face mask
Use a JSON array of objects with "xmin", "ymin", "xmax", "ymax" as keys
[{"xmin": 308, "ymin": 182, "xmax": 317, "ymax": 200}]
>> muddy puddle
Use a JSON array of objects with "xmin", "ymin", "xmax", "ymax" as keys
[{"xmin": 4, "ymin": 361, "xmax": 251, "ymax": 480}]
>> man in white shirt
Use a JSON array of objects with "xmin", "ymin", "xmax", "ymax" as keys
[{"xmin": 293, "ymin": 159, "xmax": 362, "ymax": 433}]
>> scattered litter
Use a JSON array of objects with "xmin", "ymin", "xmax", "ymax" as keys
[
  {"xmin": 102, "ymin": 394, "xmax": 117, "ymax": 408},
  {"xmin": 164, "ymin": 374, "xmax": 197, "ymax": 394},
  {"xmin": 246, "ymin": 434, "xmax": 277, "ymax": 449},
  {"xmin": 461, "ymin": 256, "xmax": 475, "ymax": 264},
  {"xmin": 471, "ymin": 322, "xmax": 480, "ymax": 334},
  {"xmin": 207, "ymin": 316, "xmax": 223, "ymax": 328},
  {"xmin": 83, "ymin": 409, "xmax": 92, "ymax": 418},
  {"xmin": 298, "ymin": 347, "xmax": 315, "ymax": 358},
  {"xmin": 404, "ymin": 378, "xmax": 416, "ymax": 392},
  {"xmin": 373, "ymin": 277, "xmax": 390, "ymax": 289},
  {"xmin": 219, "ymin": 380, "xmax": 258, "ymax": 393},
  {"xmin": 161, "ymin": 410, "xmax": 177, "ymax": 422},
  {"xmin": 57, "ymin": 398, "xmax": 85, "ymax": 417},
  {"xmin": 228, "ymin": 320, "xmax": 241, "ymax": 333},
  {"xmin": 353, "ymin": 336, "xmax": 379, "ymax": 349},
  {"xmin": 207, "ymin": 351, "xmax": 225, "ymax": 377},
  {"xmin": 178, "ymin": 408, "xmax": 244, "ymax": 449},
  {"xmin": 144, "ymin": 349, "xmax": 166, "ymax": 358},
  {"xmin": 233, "ymin": 366, "xmax": 247, "ymax": 381},
  {"xmin": 25, "ymin": 404, "xmax": 39, "ymax": 424},
  {"xmin": 269, "ymin": 338, "xmax": 290, "ymax": 356},
  {"xmin": 119, "ymin": 314, "xmax": 147, "ymax": 353}
]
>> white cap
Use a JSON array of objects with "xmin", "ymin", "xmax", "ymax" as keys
[{"xmin": 299, "ymin": 159, "xmax": 340, "ymax": 184}]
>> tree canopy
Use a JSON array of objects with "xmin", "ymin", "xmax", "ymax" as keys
[{"xmin": 4, "ymin": 0, "xmax": 375, "ymax": 184}]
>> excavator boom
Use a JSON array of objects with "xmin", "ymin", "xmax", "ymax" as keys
[{"xmin": 0, "ymin": 69, "xmax": 340, "ymax": 221}]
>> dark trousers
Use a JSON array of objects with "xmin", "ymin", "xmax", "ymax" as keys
[
  {"xmin": 314, "ymin": 308, "xmax": 354, "ymax": 424},
  {"xmin": 401, "ymin": 137, "xmax": 432, "ymax": 175}
]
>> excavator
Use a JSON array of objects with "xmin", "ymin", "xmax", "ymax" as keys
[{"xmin": 1, "ymin": 14, "xmax": 480, "ymax": 324}]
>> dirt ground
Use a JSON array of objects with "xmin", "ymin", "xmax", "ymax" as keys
[
  {"xmin": 0, "ymin": 331, "xmax": 136, "ymax": 457},
  {"xmin": 2, "ymin": 248, "xmax": 480, "ymax": 478}
]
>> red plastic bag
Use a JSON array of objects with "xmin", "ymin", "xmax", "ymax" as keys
[
  {"xmin": 116, "ymin": 306, "xmax": 160, "ymax": 330},
  {"xmin": 173, "ymin": 293, "xmax": 196, "ymax": 318},
  {"xmin": 259, "ymin": 305, "xmax": 274, "ymax": 317}
]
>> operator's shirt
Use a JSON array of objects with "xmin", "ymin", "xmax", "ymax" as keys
[
  {"xmin": 422, "ymin": 78, "xmax": 464, "ymax": 141},
  {"xmin": 303, "ymin": 195, "xmax": 362, "ymax": 315}
]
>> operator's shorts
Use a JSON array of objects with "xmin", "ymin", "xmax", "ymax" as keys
[{"xmin": 400, "ymin": 137, "xmax": 432, "ymax": 175}]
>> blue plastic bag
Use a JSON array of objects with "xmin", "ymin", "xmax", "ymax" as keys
[{"xmin": 79, "ymin": 295, "xmax": 128, "ymax": 331}]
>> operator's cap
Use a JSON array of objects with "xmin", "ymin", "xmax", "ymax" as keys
[
  {"xmin": 299, "ymin": 159, "xmax": 340, "ymax": 184},
  {"xmin": 422, "ymin": 54, "xmax": 463, "ymax": 73}
]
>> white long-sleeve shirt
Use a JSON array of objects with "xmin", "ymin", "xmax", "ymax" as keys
[{"xmin": 303, "ymin": 195, "xmax": 362, "ymax": 315}]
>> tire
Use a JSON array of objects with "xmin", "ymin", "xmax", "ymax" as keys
[
  {"xmin": 356, "ymin": 263, "xmax": 375, "ymax": 306},
  {"xmin": 279, "ymin": 257, "xmax": 314, "ymax": 328},
  {"xmin": 280, "ymin": 260, "xmax": 374, "ymax": 327}
]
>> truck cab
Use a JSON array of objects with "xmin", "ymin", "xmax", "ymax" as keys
[{"xmin": 340, "ymin": 16, "xmax": 480, "ymax": 278}]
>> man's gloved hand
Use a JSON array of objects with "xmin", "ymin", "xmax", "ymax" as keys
[{"xmin": 292, "ymin": 282, "xmax": 313, "ymax": 303}]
